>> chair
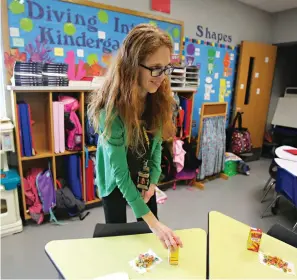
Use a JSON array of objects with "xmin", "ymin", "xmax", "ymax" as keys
[
  {"xmin": 267, "ymin": 223, "xmax": 297, "ymax": 248},
  {"xmin": 261, "ymin": 159, "xmax": 278, "ymax": 203},
  {"xmin": 261, "ymin": 167, "xmax": 297, "ymax": 230},
  {"xmin": 93, "ymin": 221, "xmax": 151, "ymax": 238}
]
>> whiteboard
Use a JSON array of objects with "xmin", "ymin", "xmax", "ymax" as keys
[{"xmin": 272, "ymin": 97, "xmax": 297, "ymax": 128}]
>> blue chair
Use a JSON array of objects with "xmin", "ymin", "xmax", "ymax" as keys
[
  {"xmin": 261, "ymin": 159, "xmax": 278, "ymax": 202},
  {"xmin": 261, "ymin": 167, "xmax": 297, "ymax": 231}
]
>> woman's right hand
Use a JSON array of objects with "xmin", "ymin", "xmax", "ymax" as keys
[
  {"xmin": 150, "ymin": 221, "xmax": 183, "ymax": 251},
  {"xmin": 142, "ymin": 211, "xmax": 183, "ymax": 250}
]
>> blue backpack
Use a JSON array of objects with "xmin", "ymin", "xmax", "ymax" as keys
[{"xmin": 85, "ymin": 112, "xmax": 98, "ymax": 146}]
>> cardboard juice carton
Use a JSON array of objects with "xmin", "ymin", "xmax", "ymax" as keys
[
  {"xmin": 247, "ymin": 227, "xmax": 262, "ymax": 252},
  {"xmin": 168, "ymin": 247, "xmax": 179, "ymax": 265}
]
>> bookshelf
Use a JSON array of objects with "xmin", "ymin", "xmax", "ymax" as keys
[
  {"xmin": 8, "ymin": 85, "xmax": 197, "ymax": 220},
  {"xmin": 8, "ymin": 86, "xmax": 101, "ymax": 221}
]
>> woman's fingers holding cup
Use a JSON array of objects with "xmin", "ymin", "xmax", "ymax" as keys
[
  {"xmin": 173, "ymin": 234, "xmax": 183, "ymax": 248},
  {"xmin": 167, "ymin": 234, "xmax": 178, "ymax": 250}
]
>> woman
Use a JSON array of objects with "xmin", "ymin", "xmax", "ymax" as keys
[{"xmin": 88, "ymin": 24, "xmax": 182, "ymax": 250}]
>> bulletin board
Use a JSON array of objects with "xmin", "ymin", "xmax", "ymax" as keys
[
  {"xmin": 183, "ymin": 37, "xmax": 238, "ymax": 137},
  {"xmin": 4, "ymin": 0, "xmax": 183, "ymax": 78}
]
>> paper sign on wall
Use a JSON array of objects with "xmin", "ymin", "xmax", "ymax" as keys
[
  {"xmin": 265, "ymin": 57, "xmax": 269, "ymax": 63},
  {"xmin": 255, "ymin": 72, "xmax": 259, "ymax": 78},
  {"xmin": 12, "ymin": 38, "xmax": 24, "ymax": 47},
  {"xmin": 216, "ymin": 51, "xmax": 220, "ymax": 58},
  {"xmin": 195, "ymin": 48, "xmax": 200, "ymax": 56},
  {"xmin": 240, "ymin": 84, "xmax": 244, "ymax": 89},
  {"xmin": 256, "ymin": 88, "xmax": 260, "ymax": 95},
  {"xmin": 10, "ymin": 27, "xmax": 20, "ymax": 37},
  {"xmin": 54, "ymin": 47, "xmax": 64, "ymax": 56},
  {"xmin": 98, "ymin": 31, "xmax": 106, "ymax": 39},
  {"xmin": 174, "ymin": 43, "xmax": 179, "ymax": 51},
  {"xmin": 214, "ymin": 73, "xmax": 219, "ymax": 79},
  {"xmin": 77, "ymin": 49, "xmax": 84, "ymax": 57}
]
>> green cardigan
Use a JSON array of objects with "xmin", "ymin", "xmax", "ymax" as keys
[{"xmin": 96, "ymin": 110, "xmax": 162, "ymax": 218}]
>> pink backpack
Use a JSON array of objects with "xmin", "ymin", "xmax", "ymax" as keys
[
  {"xmin": 23, "ymin": 168, "xmax": 44, "ymax": 224},
  {"xmin": 59, "ymin": 96, "xmax": 82, "ymax": 150}
]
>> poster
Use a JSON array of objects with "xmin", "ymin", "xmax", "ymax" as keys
[
  {"xmin": 5, "ymin": 0, "xmax": 182, "ymax": 78},
  {"xmin": 183, "ymin": 37, "xmax": 238, "ymax": 137}
]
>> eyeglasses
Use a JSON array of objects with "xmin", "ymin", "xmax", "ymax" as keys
[{"xmin": 139, "ymin": 64, "xmax": 174, "ymax": 77}]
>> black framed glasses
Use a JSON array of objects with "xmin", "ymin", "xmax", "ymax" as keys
[{"xmin": 140, "ymin": 64, "xmax": 174, "ymax": 77}]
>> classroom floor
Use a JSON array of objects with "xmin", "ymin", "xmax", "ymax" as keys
[{"xmin": 1, "ymin": 158, "xmax": 296, "ymax": 279}]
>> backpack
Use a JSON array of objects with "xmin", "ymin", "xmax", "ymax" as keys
[
  {"xmin": 85, "ymin": 111, "xmax": 98, "ymax": 146},
  {"xmin": 228, "ymin": 112, "xmax": 252, "ymax": 155},
  {"xmin": 23, "ymin": 168, "xmax": 44, "ymax": 224},
  {"xmin": 160, "ymin": 142, "xmax": 176, "ymax": 183},
  {"xmin": 36, "ymin": 166, "xmax": 60, "ymax": 224},
  {"xmin": 55, "ymin": 178, "xmax": 90, "ymax": 220},
  {"xmin": 59, "ymin": 96, "xmax": 82, "ymax": 151}
]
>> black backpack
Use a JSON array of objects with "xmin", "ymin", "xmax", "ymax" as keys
[{"xmin": 55, "ymin": 178, "xmax": 90, "ymax": 221}]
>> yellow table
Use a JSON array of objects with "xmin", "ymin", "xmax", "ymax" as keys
[
  {"xmin": 45, "ymin": 228, "xmax": 206, "ymax": 279},
  {"xmin": 209, "ymin": 211, "xmax": 297, "ymax": 279}
]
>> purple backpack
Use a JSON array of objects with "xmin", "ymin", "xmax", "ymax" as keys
[{"xmin": 36, "ymin": 166, "xmax": 60, "ymax": 224}]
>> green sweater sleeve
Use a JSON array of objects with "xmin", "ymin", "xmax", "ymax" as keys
[
  {"xmin": 100, "ymin": 113, "xmax": 150, "ymax": 218},
  {"xmin": 149, "ymin": 133, "xmax": 162, "ymax": 185}
]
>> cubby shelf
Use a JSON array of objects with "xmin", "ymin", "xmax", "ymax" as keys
[
  {"xmin": 21, "ymin": 151, "xmax": 53, "ymax": 161},
  {"xmin": 9, "ymin": 86, "xmax": 101, "ymax": 221}
]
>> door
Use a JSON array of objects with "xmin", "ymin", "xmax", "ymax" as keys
[{"xmin": 234, "ymin": 41, "xmax": 277, "ymax": 151}]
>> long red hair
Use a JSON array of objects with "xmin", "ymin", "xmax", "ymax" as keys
[{"xmin": 88, "ymin": 24, "xmax": 175, "ymax": 150}]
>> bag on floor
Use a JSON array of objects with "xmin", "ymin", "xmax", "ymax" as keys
[
  {"xmin": 55, "ymin": 178, "xmax": 89, "ymax": 221},
  {"xmin": 229, "ymin": 112, "xmax": 252, "ymax": 155},
  {"xmin": 36, "ymin": 165, "xmax": 61, "ymax": 225},
  {"xmin": 65, "ymin": 154, "xmax": 83, "ymax": 200},
  {"xmin": 59, "ymin": 96, "xmax": 82, "ymax": 151},
  {"xmin": 23, "ymin": 168, "xmax": 44, "ymax": 224}
]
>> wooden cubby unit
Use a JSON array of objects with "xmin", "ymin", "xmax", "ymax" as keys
[{"xmin": 8, "ymin": 86, "xmax": 101, "ymax": 221}]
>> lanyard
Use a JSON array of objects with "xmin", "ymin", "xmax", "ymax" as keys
[{"xmin": 142, "ymin": 126, "xmax": 150, "ymax": 150}]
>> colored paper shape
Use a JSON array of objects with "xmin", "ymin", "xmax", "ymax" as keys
[
  {"xmin": 214, "ymin": 73, "xmax": 219, "ymax": 79},
  {"xmin": 255, "ymin": 72, "xmax": 259, "ymax": 78},
  {"xmin": 187, "ymin": 43, "xmax": 195, "ymax": 55},
  {"xmin": 151, "ymin": 0, "xmax": 170, "ymax": 14},
  {"xmin": 12, "ymin": 37, "xmax": 24, "ymax": 47},
  {"xmin": 256, "ymin": 88, "xmax": 260, "ymax": 95},
  {"xmin": 77, "ymin": 49, "xmax": 84, "ymax": 57},
  {"xmin": 195, "ymin": 48, "xmax": 200, "ymax": 56},
  {"xmin": 219, "ymin": 79, "xmax": 227, "ymax": 102},
  {"xmin": 98, "ymin": 31, "xmax": 106, "ymax": 39},
  {"xmin": 216, "ymin": 51, "xmax": 220, "ymax": 58},
  {"xmin": 186, "ymin": 56, "xmax": 194, "ymax": 66},
  {"xmin": 10, "ymin": 27, "xmax": 20, "ymax": 37},
  {"xmin": 240, "ymin": 84, "xmax": 244, "ymax": 89},
  {"xmin": 54, "ymin": 47, "xmax": 64, "ymax": 57},
  {"xmin": 204, "ymin": 83, "xmax": 212, "ymax": 100},
  {"xmin": 265, "ymin": 57, "xmax": 269, "ymax": 63}
]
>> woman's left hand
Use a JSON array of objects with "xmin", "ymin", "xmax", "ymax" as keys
[{"xmin": 142, "ymin": 184, "xmax": 156, "ymax": 203}]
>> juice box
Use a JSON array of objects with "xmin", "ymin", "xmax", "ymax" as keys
[
  {"xmin": 168, "ymin": 247, "xmax": 179, "ymax": 265},
  {"xmin": 247, "ymin": 227, "xmax": 262, "ymax": 252}
]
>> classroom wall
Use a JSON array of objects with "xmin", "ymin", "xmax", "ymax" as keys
[
  {"xmin": 266, "ymin": 45, "xmax": 297, "ymax": 128},
  {"xmin": 94, "ymin": 0, "xmax": 274, "ymax": 45},
  {"xmin": 1, "ymin": 0, "xmax": 274, "ymax": 120},
  {"xmin": 272, "ymin": 8, "xmax": 297, "ymax": 44}
]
